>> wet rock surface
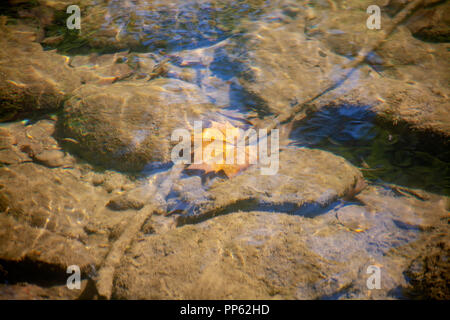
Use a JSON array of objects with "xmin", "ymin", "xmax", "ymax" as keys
[
  {"xmin": 0, "ymin": 19, "xmax": 136, "ymax": 122},
  {"xmin": 391, "ymin": 0, "xmax": 450, "ymax": 42},
  {"xmin": 237, "ymin": 20, "xmax": 349, "ymax": 115},
  {"xmin": 0, "ymin": 121, "xmax": 158, "ymax": 294},
  {"xmin": 0, "ymin": 0, "xmax": 449, "ymax": 300},
  {"xmin": 0, "ymin": 119, "xmax": 73, "ymax": 168},
  {"xmin": 312, "ymin": 69, "xmax": 450, "ymax": 137},
  {"xmin": 405, "ymin": 224, "xmax": 450, "ymax": 300},
  {"xmin": 230, "ymin": 3, "xmax": 450, "ymax": 137},
  {"xmin": 0, "ymin": 21, "xmax": 80, "ymax": 121},
  {"xmin": 114, "ymin": 211, "xmax": 339, "ymax": 299},
  {"xmin": 61, "ymin": 78, "xmax": 216, "ymax": 172},
  {"xmin": 288, "ymin": 105, "xmax": 450, "ymax": 196},
  {"xmin": 174, "ymin": 148, "xmax": 364, "ymax": 225},
  {"xmin": 114, "ymin": 184, "xmax": 448, "ymax": 299}
]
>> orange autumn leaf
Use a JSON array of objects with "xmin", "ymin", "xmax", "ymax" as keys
[{"xmin": 186, "ymin": 121, "xmax": 257, "ymax": 178}]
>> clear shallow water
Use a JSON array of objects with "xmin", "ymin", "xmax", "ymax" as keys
[
  {"xmin": 0, "ymin": 0, "xmax": 449, "ymax": 300},
  {"xmin": 43, "ymin": 0, "xmax": 269, "ymax": 54},
  {"xmin": 290, "ymin": 106, "xmax": 450, "ymax": 196}
]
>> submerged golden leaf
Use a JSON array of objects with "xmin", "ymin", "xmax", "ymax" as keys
[{"xmin": 186, "ymin": 121, "xmax": 257, "ymax": 178}]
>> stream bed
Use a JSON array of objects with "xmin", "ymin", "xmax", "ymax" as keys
[{"xmin": 0, "ymin": 0, "xmax": 449, "ymax": 300}]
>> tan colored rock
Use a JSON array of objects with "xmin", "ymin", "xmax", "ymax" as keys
[
  {"xmin": 0, "ymin": 149, "xmax": 30, "ymax": 165},
  {"xmin": 0, "ymin": 214, "xmax": 94, "ymax": 273},
  {"xmin": 71, "ymin": 0, "xmax": 267, "ymax": 51},
  {"xmin": 308, "ymin": 8, "xmax": 385, "ymax": 58},
  {"xmin": 175, "ymin": 148, "xmax": 364, "ymax": 225},
  {"xmin": 0, "ymin": 19, "xmax": 135, "ymax": 122},
  {"xmin": 106, "ymin": 194, "xmax": 145, "ymax": 211},
  {"xmin": 405, "ymin": 223, "xmax": 450, "ymax": 300},
  {"xmin": 61, "ymin": 78, "xmax": 216, "ymax": 172},
  {"xmin": 0, "ymin": 120, "xmax": 74, "ymax": 168},
  {"xmin": 385, "ymin": 0, "xmax": 450, "ymax": 42},
  {"xmin": 236, "ymin": 6, "xmax": 449, "ymax": 137},
  {"xmin": 114, "ymin": 182, "xmax": 449, "ymax": 299},
  {"xmin": 0, "ymin": 22, "xmax": 83, "ymax": 121},
  {"xmin": 114, "ymin": 211, "xmax": 342, "ymax": 299},
  {"xmin": 34, "ymin": 149, "xmax": 68, "ymax": 168},
  {"xmin": 312, "ymin": 68, "xmax": 450, "ymax": 137},
  {"xmin": 239, "ymin": 21, "xmax": 349, "ymax": 115},
  {"xmin": 0, "ymin": 160, "xmax": 151, "ymax": 277}
]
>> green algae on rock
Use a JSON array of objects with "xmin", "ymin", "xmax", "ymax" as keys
[{"xmin": 61, "ymin": 78, "xmax": 216, "ymax": 172}]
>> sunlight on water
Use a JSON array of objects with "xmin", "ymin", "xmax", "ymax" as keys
[{"xmin": 0, "ymin": 0, "xmax": 449, "ymax": 301}]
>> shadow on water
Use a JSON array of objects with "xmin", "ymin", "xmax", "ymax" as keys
[
  {"xmin": 175, "ymin": 198, "xmax": 346, "ymax": 227},
  {"xmin": 289, "ymin": 105, "xmax": 450, "ymax": 196}
]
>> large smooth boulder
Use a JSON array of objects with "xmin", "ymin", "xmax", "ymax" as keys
[
  {"xmin": 113, "ymin": 211, "xmax": 349, "ymax": 299},
  {"xmin": 0, "ymin": 19, "xmax": 134, "ymax": 122},
  {"xmin": 237, "ymin": 20, "xmax": 349, "ymax": 115},
  {"xmin": 0, "ymin": 162, "xmax": 99, "ymax": 272},
  {"xmin": 172, "ymin": 148, "xmax": 364, "ymax": 225},
  {"xmin": 61, "ymin": 78, "xmax": 215, "ymax": 172},
  {"xmin": 114, "ymin": 190, "xmax": 448, "ymax": 300},
  {"xmin": 113, "ymin": 180, "xmax": 449, "ymax": 299},
  {"xmin": 0, "ymin": 22, "xmax": 81, "ymax": 121}
]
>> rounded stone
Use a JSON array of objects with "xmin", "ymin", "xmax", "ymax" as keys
[{"xmin": 61, "ymin": 78, "xmax": 215, "ymax": 172}]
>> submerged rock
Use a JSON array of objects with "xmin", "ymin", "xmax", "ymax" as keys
[
  {"xmin": 0, "ymin": 162, "xmax": 101, "ymax": 272},
  {"xmin": 53, "ymin": 0, "xmax": 267, "ymax": 52},
  {"xmin": 312, "ymin": 67, "xmax": 450, "ymax": 137},
  {"xmin": 405, "ymin": 1, "xmax": 450, "ymax": 42},
  {"xmin": 61, "ymin": 78, "xmax": 215, "ymax": 172},
  {"xmin": 174, "ymin": 148, "xmax": 364, "ymax": 225},
  {"xmin": 234, "ymin": 6, "xmax": 450, "ymax": 137},
  {"xmin": 405, "ymin": 227, "xmax": 450, "ymax": 300},
  {"xmin": 0, "ymin": 163, "xmax": 94, "ymax": 242},
  {"xmin": 106, "ymin": 194, "xmax": 145, "ymax": 211},
  {"xmin": 33, "ymin": 149, "xmax": 68, "ymax": 168},
  {"xmin": 237, "ymin": 20, "xmax": 348, "ymax": 115},
  {"xmin": 304, "ymin": 19, "xmax": 450, "ymax": 137},
  {"xmin": 305, "ymin": 3, "xmax": 386, "ymax": 58},
  {"xmin": 0, "ymin": 120, "xmax": 73, "ymax": 168},
  {"xmin": 386, "ymin": 0, "xmax": 450, "ymax": 42},
  {"xmin": 113, "ymin": 211, "xmax": 343, "ymax": 299},
  {"xmin": 114, "ymin": 181, "xmax": 448, "ymax": 299},
  {"xmin": 0, "ymin": 22, "xmax": 81, "ymax": 121},
  {"xmin": 0, "ymin": 159, "xmax": 154, "ymax": 282},
  {"xmin": 0, "ymin": 214, "xmax": 93, "ymax": 274},
  {"xmin": 0, "ymin": 19, "xmax": 135, "ymax": 122}
]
